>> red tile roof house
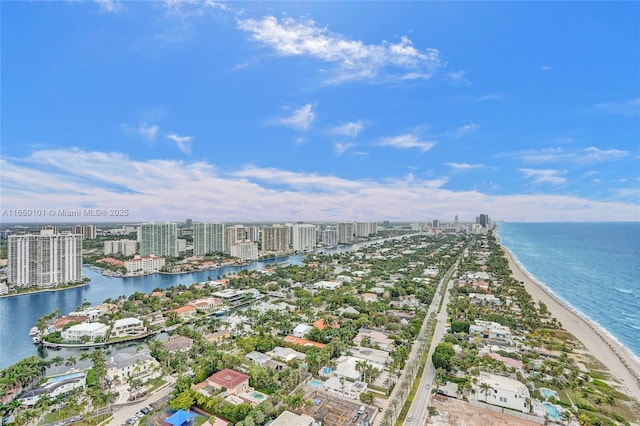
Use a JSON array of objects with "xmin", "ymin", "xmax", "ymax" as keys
[
  {"xmin": 167, "ymin": 305, "xmax": 197, "ymax": 320},
  {"xmin": 206, "ymin": 368, "xmax": 250, "ymax": 394}
]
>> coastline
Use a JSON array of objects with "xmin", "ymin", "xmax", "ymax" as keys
[
  {"xmin": 498, "ymin": 235, "xmax": 640, "ymax": 399},
  {"xmin": 0, "ymin": 282, "xmax": 89, "ymax": 299}
]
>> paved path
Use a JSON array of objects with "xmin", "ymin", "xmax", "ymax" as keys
[
  {"xmin": 404, "ymin": 252, "xmax": 464, "ymax": 425},
  {"xmin": 107, "ymin": 378, "xmax": 175, "ymax": 426}
]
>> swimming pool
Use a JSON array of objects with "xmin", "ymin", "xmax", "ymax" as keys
[
  {"xmin": 309, "ymin": 379, "xmax": 323, "ymax": 388},
  {"xmin": 251, "ymin": 391, "xmax": 266, "ymax": 400},
  {"xmin": 48, "ymin": 372, "xmax": 85, "ymax": 383},
  {"xmin": 543, "ymin": 402, "xmax": 561, "ymax": 420},
  {"xmin": 541, "ymin": 388, "xmax": 559, "ymax": 400}
]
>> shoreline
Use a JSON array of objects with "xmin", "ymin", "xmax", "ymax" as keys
[
  {"xmin": 497, "ymin": 235, "xmax": 640, "ymax": 399},
  {"xmin": 0, "ymin": 282, "xmax": 89, "ymax": 299}
]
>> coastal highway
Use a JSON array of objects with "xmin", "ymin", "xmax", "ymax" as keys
[{"xmin": 404, "ymin": 255, "xmax": 461, "ymax": 425}]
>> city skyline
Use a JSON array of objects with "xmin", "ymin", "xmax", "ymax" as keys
[{"xmin": 1, "ymin": 2, "xmax": 638, "ymax": 222}]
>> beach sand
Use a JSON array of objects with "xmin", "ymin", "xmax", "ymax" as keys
[{"xmin": 500, "ymin": 243, "xmax": 640, "ymax": 399}]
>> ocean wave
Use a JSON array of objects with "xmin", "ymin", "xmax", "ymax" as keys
[{"xmin": 614, "ymin": 287, "xmax": 634, "ymax": 295}]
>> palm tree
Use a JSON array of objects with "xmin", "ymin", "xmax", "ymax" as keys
[{"xmin": 478, "ymin": 382, "xmax": 494, "ymax": 402}]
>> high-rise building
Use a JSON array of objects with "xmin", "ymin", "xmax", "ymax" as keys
[
  {"xmin": 477, "ymin": 214, "xmax": 490, "ymax": 228},
  {"xmin": 73, "ymin": 225, "xmax": 96, "ymax": 240},
  {"xmin": 104, "ymin": 239, "xmax": 137, "ymax": 256},
  {"xmin": 322, "ymin": 228, "xmax": 338, "ymax": 247},
  {"xmin": 225, "ymin": 225, "xmax": 247, "ymax": 254},
  {"xmin": 246, "ymin": 225, "xmax": 260, "ymax": 243},
  {"xmin": 8, "ymin": 231, "xmax": 83, "ymax": 289},
  {"xmin": 193, "ymin": 223, "xmax": 225, "ymax": 256},
  {"xmin": 261, "ymin": 225, "xmax": 290, "ymax": 253},
  {"xmin": 356, "ymin": 222, "xmax": 378, "ymax": 237},
  {"xmin": 337, "ymin": 222, "xmax": 355, "ymax": 244},
  {"xmin": 230, "ymin": 240, "xmax": 259, "ymax": 261},
  {"xmin": 292, "ymin": 224, "xmax": 316, "ymax": 252},
  {"xmin": 432, "ymin": 219, "xmax": 440, "ymax": 229},
  {"xmin": 138, "ymin": 222, "xmax": 177, "ymax": 257}
]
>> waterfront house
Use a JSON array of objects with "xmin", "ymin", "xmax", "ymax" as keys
[
  {"xmin": 110, "ymin": 317, "xmax": 146, "ymax": 338},
  {"xmin": 61, "ymin": 322, "xmax": 109, "ymax": 343},
  {"xmin": 19, "ymin": 372, "xmax": 87, "ymax": 406},
  {"xmin": 168, "ymin": 305, "xmax": 197, "ymax": 320}
]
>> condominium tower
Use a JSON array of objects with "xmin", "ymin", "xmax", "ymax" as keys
[
  {"xmin": 193, "ymin": 223, "xmax": 225, "ymax": 256},
  {"xmin": 292, "ymin": 224, "xmax": 316, "ymax": 252},
  {"xmin": 138, "ymin": 222, "xmax": 177, "ymax": 257},
  {"xmin": 8, "ymin": 230, "xmax": 83, "ymax": 289}
]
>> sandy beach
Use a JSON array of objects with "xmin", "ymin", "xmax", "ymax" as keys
[{"xmin": 500, "ymin": 243, "xmax": 640, "ymax": 399}]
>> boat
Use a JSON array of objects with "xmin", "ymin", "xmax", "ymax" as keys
[{"xmin": 29, "ymin": 326, "xmax": 39, "ymax": 336}]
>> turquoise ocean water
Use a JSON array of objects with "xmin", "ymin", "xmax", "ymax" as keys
[{"xmin": 498, "ymin": 222, "xmax": 640, "ymax": 358}]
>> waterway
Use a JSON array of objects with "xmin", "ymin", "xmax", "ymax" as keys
[
  {"xmin": 0, "ymin": 237, "xmax": 405, "ymax": 369},
  {"xmin": 0, "ymin": 255, "xmax": 302, "ymax": 369}
]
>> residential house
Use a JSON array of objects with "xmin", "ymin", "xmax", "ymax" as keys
[
  {"xmin": 469, "ymin": 320, "xmax": 511, "ymax": 341},
  {"xmin": 19, "ymin": 372, "xmax": 87, "ymax": 406},
  {"xmin": 323, "ymin": 376, "xmax": 368, "ymax": 400},
  {"xmin": 292, "ymin": 324, "xmax": 313, "ymax": 338},
  {"xmin": 168, "ymin": 305, "xmax": 197, "ymax": 320},
  {"xmin": 163, "ymin": 335, "xmax": 194, "ymax": 353},
  {"xmin": 270, "ymin": 411, "xmax": 314, "ymax": 426},
  {"xmin": 110, "ymin": 317, "xmax": 146, "ymax": 338},
  {"xmin": 205, "ymin": 368, "xmax": 250, "ymax": 394},
  {"xmin": 284, "ymin": 336, "xmax": 326, "ymax": 349},
  {"xmin": 61, "ymin": 322, "xmax": 109, "ymax": 343},
  {"xmin": 106, "ymin": 349, "xmax": 160, "ymax": 385},
  {"xmin": 353, "ymin": 328, "xmax": 394, "ymax": 350},
  {"xmin": 206, "ymin": 330, "xmax": 231, "ymax": 344},
  {"xmin": 266, "ymin": 346, "xmax": 306, "ymax": 363},
  {"xmin": 475, "ymin": 372, "xmax": 530, "ymax": 413}
]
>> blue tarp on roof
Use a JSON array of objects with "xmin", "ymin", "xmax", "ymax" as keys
[{"xmin": 165, "ymin": 409, "xmax": 195, "ymax": 426}]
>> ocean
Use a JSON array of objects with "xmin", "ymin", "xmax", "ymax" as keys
[{"xmin": 498, "ymin": 222, "xmax": 640, "ymax": 358}]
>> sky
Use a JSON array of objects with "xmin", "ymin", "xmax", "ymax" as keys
[{"xmin": 1, "ymin": 1, "xmax": 639, "ymax": 223}]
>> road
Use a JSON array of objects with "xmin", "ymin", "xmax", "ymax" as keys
[
  {"xmin": 373, "ymin": 251, "xmax": 462, "ymax": 426},
  {"xmin": 107, "ymin": 378, "xmax": 175, "ymax": 426},
  {"xmin": 404, "ymin": 253, "xmax": 463, "ymax": 425}
]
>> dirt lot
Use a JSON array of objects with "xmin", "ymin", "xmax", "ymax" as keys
[{"xmin": 427, "ymin": 398, "xmax": 541, "ymax": 426}]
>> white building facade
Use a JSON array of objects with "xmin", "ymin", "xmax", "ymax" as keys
[{"xmin": 8, "ymin": 231, "xmax": 83, "ymax": 289}]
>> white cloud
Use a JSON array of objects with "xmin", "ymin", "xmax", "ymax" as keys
[
  {"xmin": 519, "ymin": 168, "xmax": 567, "ymax": 185},
  {"xmin": 237, "ymin": 16, "xmax": 442, "ymax": 83},
  {"xmin": 476, "ymin": 94, "xmax": 504, "ymax": 102},
  {"xmin": 542, "ymin": 65, "xmax": 553, "ymax": 71},
  {"xmin": 331, "ymin": 121, "xmax": 365, "ymax": 138},
  {"xmin": 380, "ymin": 134, "xmax": 435, "ymax": 152},
  {"xmin": 122, "ymin": 123, "xmax": 160, "ymax": 141},
  {"xmin": 276, "ymin": 104, "xmax": 316, "ymax": 131},
  {"xmin": 445, "ymin": 162, "xmax": 484, "ymax": 171},
  {"xmin": 95, "ymin": 0, "xmax": 125, "ymax": 14},
  {"xmin": 592, "ymin": 98, "xmax": 640, "ymax": 116},
  {"xmin": 1, "ymin": 148, "xmax": 638, "ymax": 222},
  {"xmin": 166, "ymin": 133, "xmax": 192, "ymax": 155},
  {"xmin": 511, "ymin": 146, "xmax": 629, "ymax": 164},
  {"xmin": 452, "ymin": 123, "xmax": 478, "ymax": 138},
  {"xmin": 335, "ymin": 143, "xmax": 355, "ymax": 155}
]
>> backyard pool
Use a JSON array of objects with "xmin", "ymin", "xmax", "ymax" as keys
[
  {"xmin": 309, "ymin": 379, "xmax": 323, "ymax": 388},
  {"xmin": 543, "ymin": 402, "xmax": 561, "ymax": 421},
  {"xmin": 48, "ymin": 372, "xmax": 85, "ymax": 383}
]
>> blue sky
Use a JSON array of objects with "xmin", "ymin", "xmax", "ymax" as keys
[{"xmin": 1, "ymin": 1, "xmax": 638, "ymax": 222}]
